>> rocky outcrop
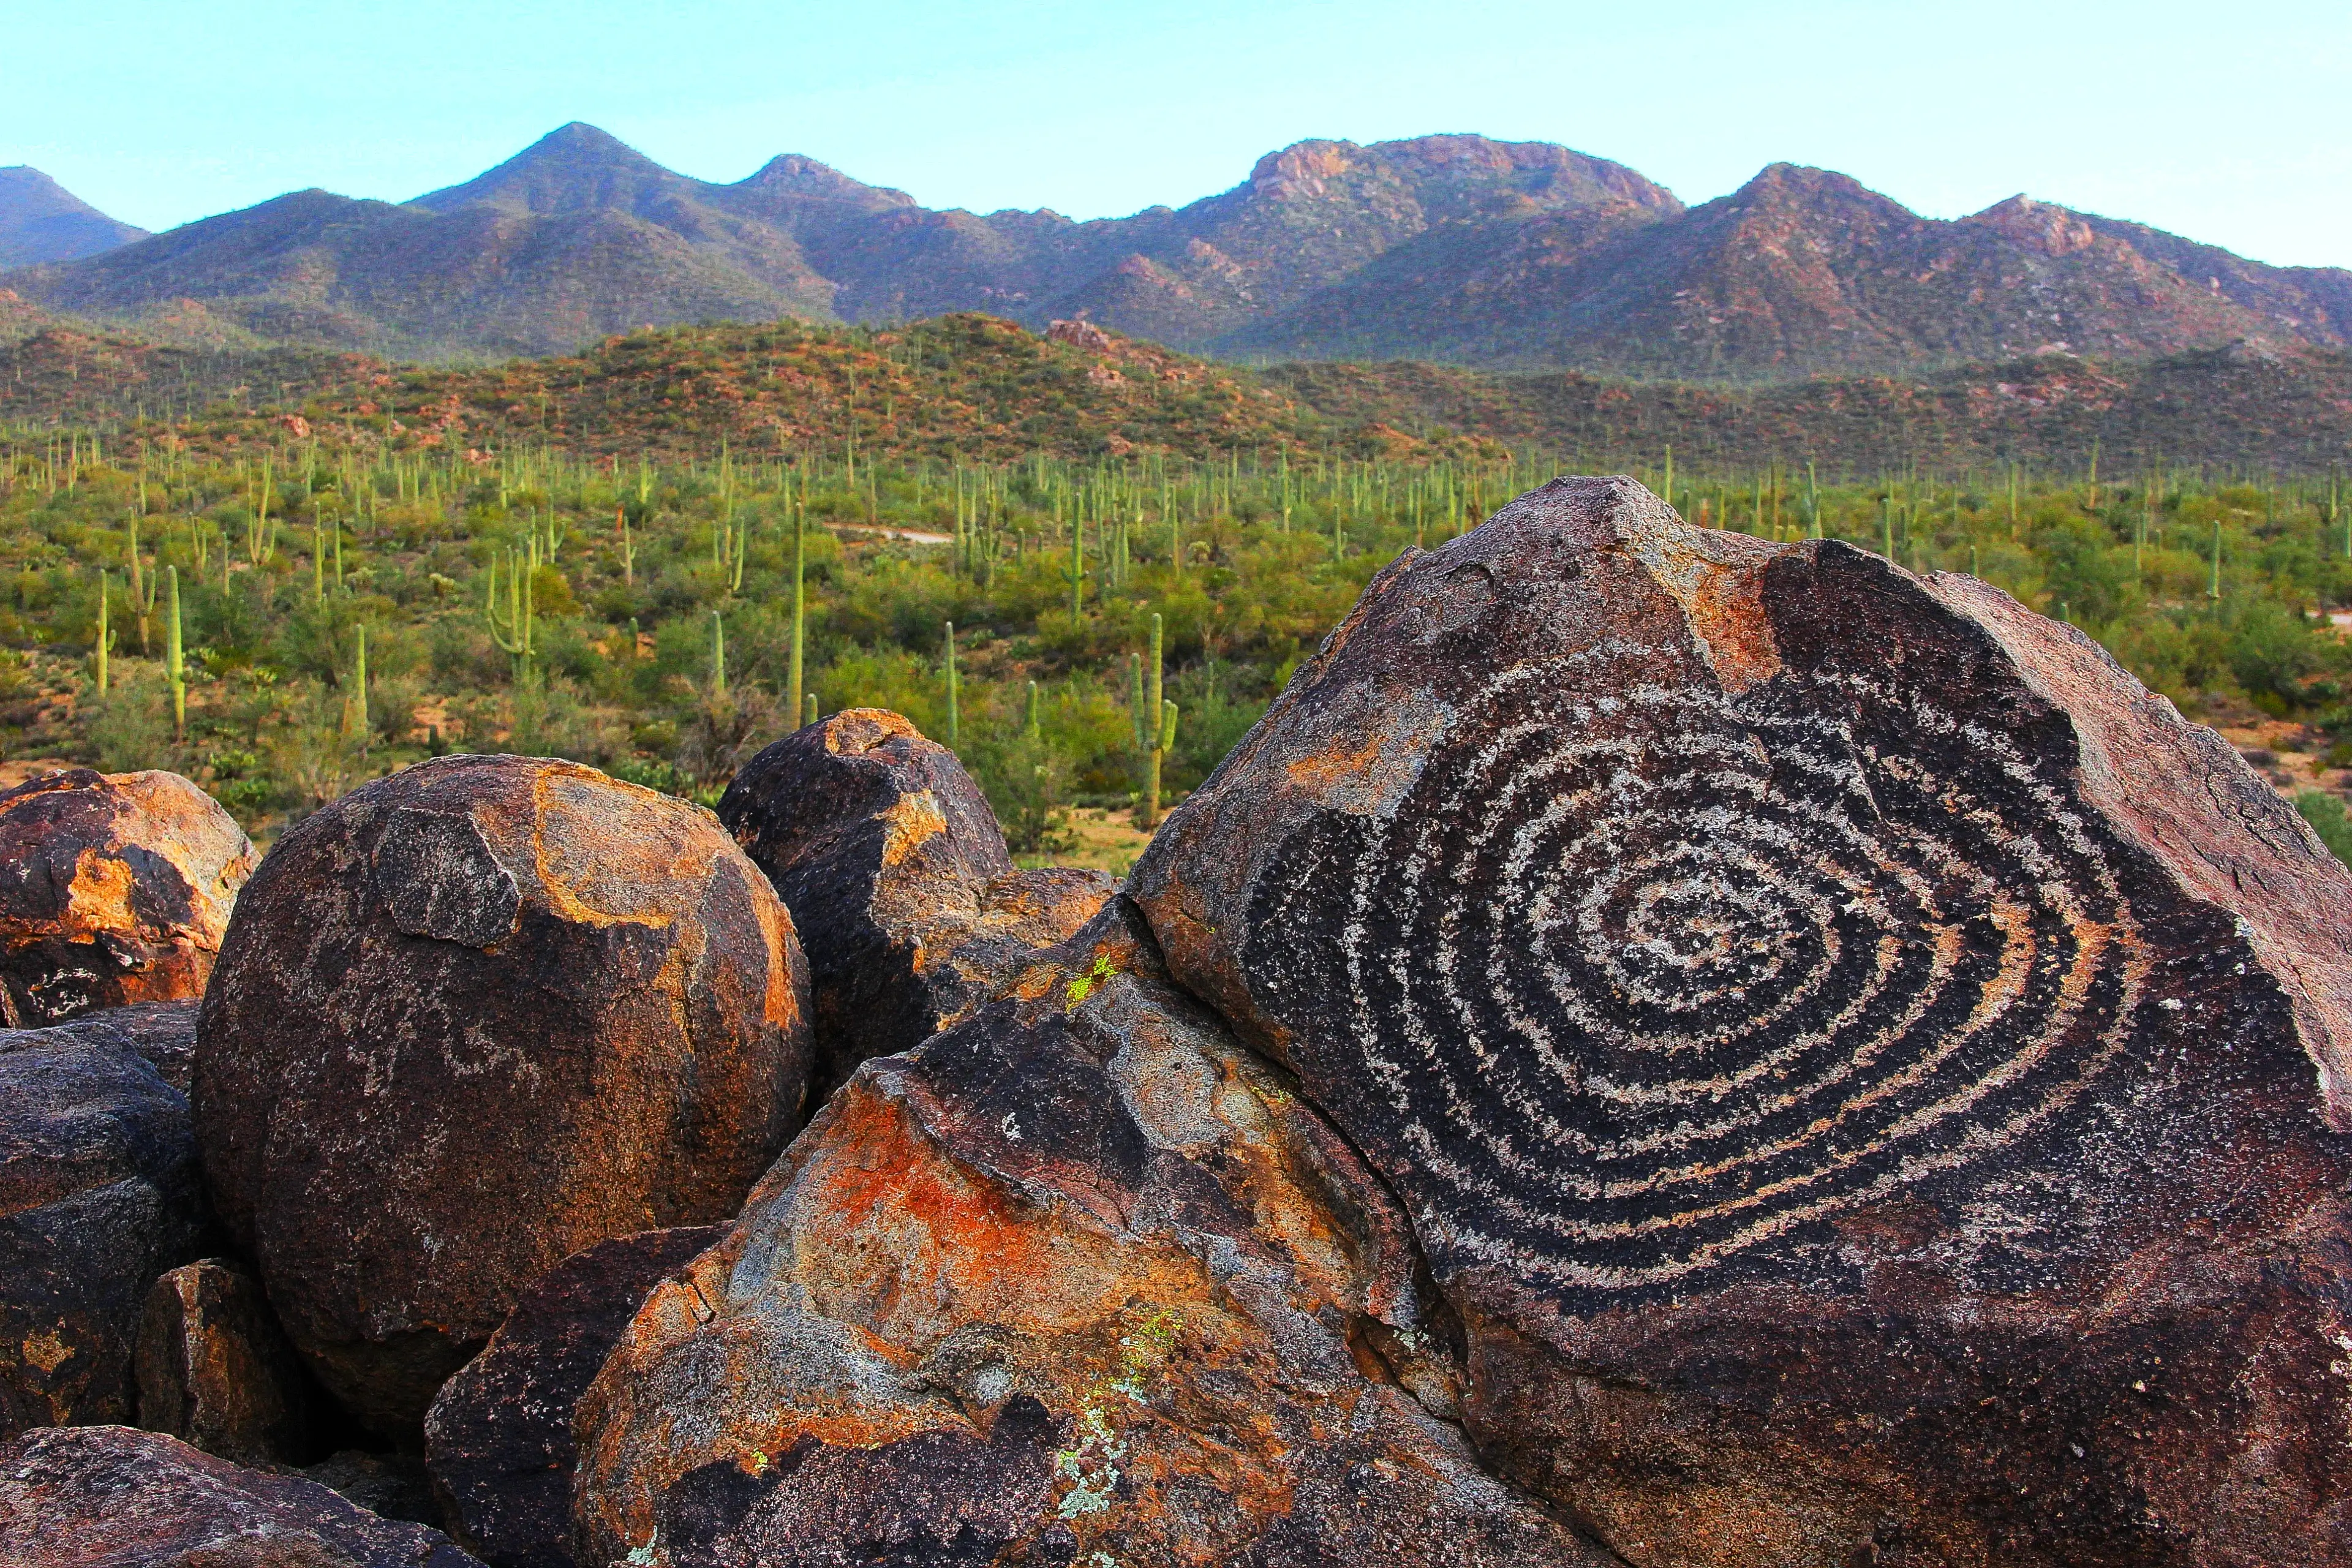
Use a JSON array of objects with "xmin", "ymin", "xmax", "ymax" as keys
[
  {"xmin": 0, "ymin": 1009, "xmax": 207, "ymax": 1441},
  {"xmin": 0, "ymin": 768, "xmax": 254, "ymax": 1025},
  {"xmin": 1045, "ymin": 317, "xmax": 1115, "ymax": 353},
  {"xmin": 426, "ymin": 1226, "xmax": 723, "ymax": 1568},
  {"xmin": 571, "ymin": 900, "xmax": 1608, "ymax": 1568},
  {"xmin": 1127, "ymin": 475, "xmax": 2352, "ymax": 1567},
  {"xmin": 135, "ymin": 1257, "xmax": 318, "ymax": 1466},
  {"xmin": 194, "ymin": 754, "xmax": 813, "ymax": 1441},
  {"xmin": 719, "ymin": 709, "xmax": 1112, "ymax": 1088},
  {"xmin": 0, "ymin": 1423, "xmax": 481, "ymax": 1567}
]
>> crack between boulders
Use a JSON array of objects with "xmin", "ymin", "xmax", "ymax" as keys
[{"xmin": 1106, "ymin": 889, "xmax": 1634, "ymax": 1564}]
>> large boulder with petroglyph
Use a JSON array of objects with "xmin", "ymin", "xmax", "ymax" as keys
[
  {"xmin": 571, "ymin": 901, "xmax": 1607, "ymax": 1568},
  {"xmin": 194, "ymin": 755, "xmax": 813, "ymax": 1441},
  {"xmin": 0, "ymin": 1424, "xmax": 482, "ymax": 1567},
  {"xmin": 1128, "ymin": 474, "xmax": 2352, "ymax": 1568},
  {"xmin": 0, "ymin": 1008, "xmax": 209, "ymax": 1441},
  {"xmin": 720, "ymin": 709, "xmax": 1112, "ymax": 1091},
  {"xmin": 0, "ymin": 769, "xmax": 254, "ymax": 1026}
]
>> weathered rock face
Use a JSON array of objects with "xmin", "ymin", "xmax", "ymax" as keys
[
  {"xmin": 1128, "ymin": 475, "xmax": 2352, "ymax": 1567},
  {"xmin": 194, "ymin": 754, "xmax": 814, "ymax": 1441},
  {"xmin": 426, "ymin": 1225, "xmax": 723, "ymax": 1568},
  {"xmin": 0, "ymin": 1012, "xmax": 208, "ymax": 1441},
  {"xmin": 0, "ymin": 1423, "xmax": 482, "ymax": 1567},
  {"xmin": 0, "ymin": 768, "xmax": 254, "ymax": 1025},
  {"xmin": 16, "ymin": 998, "xmax": 200, "ymax": 1091},
  {"xmin": 571, "ymin": 900, "xmax": 1608, "ymax": 1568},
  {"xmin": 719, "ymin": 709, "xmax": 1114, "ymax": 1088},
  {"xmin": 136, "ymin": 1257, "xmax": 318, "ymax": 1466}
]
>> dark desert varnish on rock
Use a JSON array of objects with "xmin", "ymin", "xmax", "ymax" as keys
[{"xmin": 718, "ymin": 708, "xmax": 1111, "ymax": 1093}]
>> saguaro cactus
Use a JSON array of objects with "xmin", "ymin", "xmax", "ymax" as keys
[
  {"xmin": 1129, "ymin": 654, "xmax": 1147, "ymax": 751},
  {"xmin": 943, "ymin": 620, "xmax": 960, "ymax": 746},
  {"xmin": 126, "ymin": 511, "xmax": 156, "ymax": 654},
  {"xmin": 93, "ymin": 571, "xmax": 111, "ymax": 695},
  {"xmin": 1143, "ymin": 612, "xmax": 1167, "ymax": 827},
  {"xmin": 787, "ymin": 501, "xmax": 806, "ymax": 725},
  {"xmin": 352, "ymin": 624, "xmax": 369, "ymax": 741},
  {"xmin": 486, "ymin": 543, "xmax": 537, "ymax": 675},
  {"xmin": 165, "ymin": 566, "xmax": 185, "ymax": 741}
]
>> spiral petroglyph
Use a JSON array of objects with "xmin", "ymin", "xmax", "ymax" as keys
[{"xmin": 1245, "ymin": 647, "xmax": 2147, "ymax": 1298}]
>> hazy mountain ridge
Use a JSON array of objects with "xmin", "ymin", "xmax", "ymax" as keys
[
  {"xmin": 1, "ymin": 126, "xmax": 2343, "ymax": 380},
  {"xmin": 0, "ymin": 167, "xmax": 149, "ymax": 267}
]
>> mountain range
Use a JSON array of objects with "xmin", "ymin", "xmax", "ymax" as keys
[{"xmin": 4, "ymin": 124, "xmax": 2348, "ymax": 382}]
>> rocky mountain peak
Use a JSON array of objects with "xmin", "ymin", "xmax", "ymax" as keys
[
  {"xmin": 1966, "ymin": 194, "xmax": 2100, "ymax": 256},
  {"xmin": 734, "ymin": 154, "xmax": 913, "ymax": 208},
  {"xmin": 1243, "ymin": 140, "xmax": 1371, "ymax": 200},
  {"xmin": 410, "ymin": 122, "xmax": 687, "ymax": 216}
]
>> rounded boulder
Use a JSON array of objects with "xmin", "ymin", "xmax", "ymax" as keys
[
  {"xmin": 0, "ymin": 769, "xmax": 255, "ymax": 1026},
  {"xmin": 194, "ymin": 755, "xmax": 813, "ymax": 1439},
  {"xmin": 719, "ymin": 709, "xmax": 1110, "ymax": 1090}
]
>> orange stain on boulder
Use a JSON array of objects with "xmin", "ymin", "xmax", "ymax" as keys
[{"xmin": 0, "ymin": 769, "xmax": 253, "ymax": 1025}]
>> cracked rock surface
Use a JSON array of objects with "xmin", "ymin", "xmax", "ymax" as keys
[{"xmin": 572, "ymin": 899, "xmax": 1607, "ymax": 1567}]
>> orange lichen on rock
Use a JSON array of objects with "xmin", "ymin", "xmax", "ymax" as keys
[
  {"xmin": 573, "ymin": 899, "xmax": 1604, "ymax": 1567},
  {"xmin": 0, "ymin": 769, "xmax": 254, "ymax": 1025}
]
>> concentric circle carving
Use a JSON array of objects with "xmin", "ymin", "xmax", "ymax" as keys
[{"xmin": 1246, "ymin": 647, "xmax": 2150, "ymax": 1296}]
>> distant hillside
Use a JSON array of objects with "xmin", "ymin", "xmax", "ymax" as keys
[
  {"xmin": 1232, "ymin": 168, "xmax": 2352, "ymax": 379},
  {"xmin": 0, "ymin": 167, "xmax": 147, "ymax": 268},
  {"xmin": 4, "ymin": 312, "xmax": 2348, "ymax": 476},
  {"xmin": 1267, "ymin": 338, "xmax": 2352, "ymax": 473}
]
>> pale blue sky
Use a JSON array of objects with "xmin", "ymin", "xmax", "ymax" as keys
[{"xmin": 6, "ymin": 0, "xmax": 2348, "ymax": 266}]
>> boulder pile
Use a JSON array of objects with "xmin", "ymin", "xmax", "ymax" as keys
[
  {"xmin": 0, "ymin": 1005, "xmax": 208, "ymax": 1441},
  {"xmin": 426, "ymin": 1225, "xmax": 723, "ymax": 1568},
  {"xmin": 2, "ymin": 475, "xmax": 2348, "ymax": 1568},
  {"xmin": 571, "ymin": 899, "xmax": 1605, "ymax": 1566}
]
